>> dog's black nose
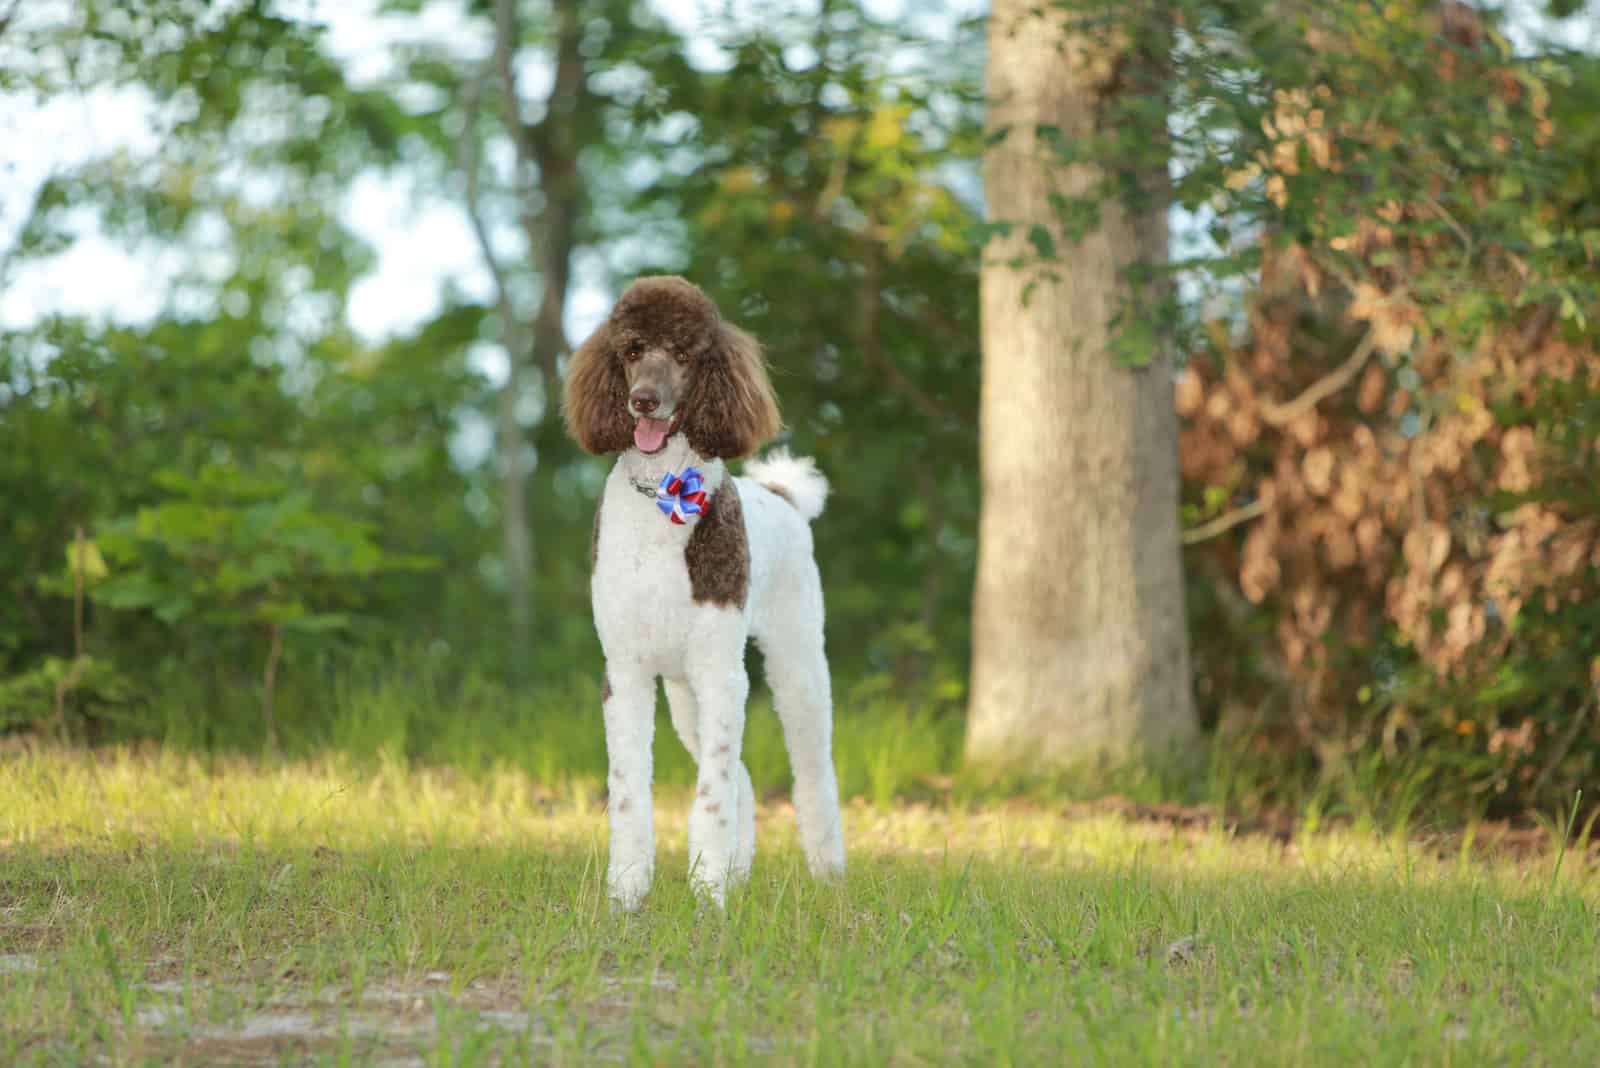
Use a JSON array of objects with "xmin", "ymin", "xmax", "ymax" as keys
[{"xmin": 630, "ymin": 388, "xmax": 659, "ymax": 414}]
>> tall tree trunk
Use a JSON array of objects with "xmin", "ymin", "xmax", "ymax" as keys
[
  {"xmin": 966, "ymin": 0, "xmax": 1196, "ymax": 768},
  {"xmin": 470, "ymin": 0, "xmax": 588, "ymax": 668},
  {"xmin": 526, "ymin": 0, "xmax": 582, "ymax": 401},
  {"xmin": 496, "ymin": 363, "xmax": 533, "ymax": 658}
]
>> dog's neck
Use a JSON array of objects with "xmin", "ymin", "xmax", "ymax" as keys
[{"xmin": 615, "ymin": 439, "xmax": 725, "ymax": 496}]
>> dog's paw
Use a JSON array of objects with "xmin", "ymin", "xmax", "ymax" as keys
[
  {"xmin": 689, "ymin": 869, "xmax": 730, "ymax": 911},
  {"xmin": 805, "ymin": 840, "xmax": 846, "ymax": 882},
  {"xmin": 607, "ymin": 866, "xmax": 652, "ymax": 913}
]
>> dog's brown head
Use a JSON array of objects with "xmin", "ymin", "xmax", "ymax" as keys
[{"xmin": 563, "ymin": 276, "xmax": 781, "ymax": 459}]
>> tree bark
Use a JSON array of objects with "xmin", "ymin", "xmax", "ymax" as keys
[
  {"xmin": 471, "ymin": 0, "xmax": 588, "ymax": 666},
  {"xmin": 262, "ymin": 622, "xmax": 283, "ymax": 751},
  {"xmin": 966, "ymin": 0, "xmax": 1196, "ymax": 768},
  {"xmin": 525, "ymin": 0, "xmax": 582, "ymax": 400}
]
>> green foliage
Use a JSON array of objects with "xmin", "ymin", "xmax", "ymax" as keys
[
  {"xmin": 92, "ymin": 462, "xmax": 430, "ymax": 636},
  {"xmin": 0, "ymin": 657, "xmax": 139, "ymax": 733}
]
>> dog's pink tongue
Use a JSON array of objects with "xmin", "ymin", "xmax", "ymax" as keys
[{"xmin": 634, "ymin": 416, "xmax": 671, "ymax": 453}]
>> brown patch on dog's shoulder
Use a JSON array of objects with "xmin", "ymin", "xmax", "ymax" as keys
[
  {"xmin": 591, "ymin": 497, "xmax": 603, "ymax": 571},
  {"xmin": 685, "ymin": 479, "xmax": 749, "ymax": 608},
  {"xmin": 762, "ymin": 482, "xmax": 794, "ymax": 507}
]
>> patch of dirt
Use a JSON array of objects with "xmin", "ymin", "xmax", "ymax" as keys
[
  {"xmin": 0, "ymin": 951, "xmax": 39, "ymax": 974},
  {"xmin": 122, "ymin": 971, "xmax": 536, "ymax": 1065}
]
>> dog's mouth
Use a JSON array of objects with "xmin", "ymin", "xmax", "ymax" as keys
[{"xmin": 633, "ymin": 412, "xmax": 680, "ymax": 455}]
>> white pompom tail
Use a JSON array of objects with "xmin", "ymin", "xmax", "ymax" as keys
[{"xmin": 745, "ymin": 448, "xmax": 829, "ymax": 522}]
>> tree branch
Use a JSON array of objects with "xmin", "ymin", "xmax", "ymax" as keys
[
  {"xmin": 1518, "ymin": 301, "xmax": 1558, "ymax": 353},
  {"xmin": 530, "ymin": 0, "xmax": 584, "ymax": 392},
  {"xmin": 1532, "ymin": 698, "xmax": 1594, "ymax": 800},
  {"xmin": 458, "ymin": 68, "xmax": 520, "ymax": 340},
  {"xmin": 1260, "ymin": 328, "xmax": 1377, "ymax": 428},
  {"xmin": 492, "ymin": 0, "xmax": 582, "ymax": 394},
  {"xmin": 462, "ymin": 62, "xmax": 535, "ymax": 656},
  {"xmin": 1182, "ymin": 499, "xmax": 1267, "ymax": 546},
  {"xmin": 493, "ymin": 0, "xmax": 541, "ymax": 183}
]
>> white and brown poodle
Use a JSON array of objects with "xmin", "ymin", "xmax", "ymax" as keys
[{"xmin": 563, "ymin": 275, "xmax": 845, "ymax": 909}]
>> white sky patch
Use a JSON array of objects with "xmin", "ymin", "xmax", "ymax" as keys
[
  {"xmin": 343, "ymin": 169, "xmax": 495, "ymax": 340},
  {"xmin": 1502, "ymin": 0, "xmax": 1600, "ymax": 53},
  {"xmin": 0, "ymin": 83, "xmax": 171, "ymax": 327}
]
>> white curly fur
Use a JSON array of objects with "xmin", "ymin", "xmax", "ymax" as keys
[
  {"xmin": 592, "ymin": 440, "xmax": 846, "ymax": 910},
  {"xmin": 744, "ymin": 448, "xmax": 829, "ymax": 521}
]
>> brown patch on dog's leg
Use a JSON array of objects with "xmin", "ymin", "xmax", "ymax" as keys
[
  {"xmin": 601, "ymin": 674, "xmax": 612, "ymax": 703},
  {"xmin": 591, "ymin": 499, "xmax": 603, "ymax": 571},
  {"xmin": 685, "ymin": 480, "xmax": 750, "ymax": 607}
]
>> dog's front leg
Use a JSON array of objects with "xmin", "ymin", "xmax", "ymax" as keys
[
  {"xmin": 603, "ymin": 664, "xmax": 656, "ymax": 911},
  {"xmin": 684, "ymin": 648, "xmax": 749, "ymax": 908}
]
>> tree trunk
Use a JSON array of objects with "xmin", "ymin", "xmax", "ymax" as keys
[
  {"xmin": 966, "ymin": 0, "xmax": 1196, "ymax": 768},
  {"xmin": 527, "ymin": 0, "xmax": 582, "ymax": 400},
  {"xmin": 497, "ymin": 364, "xmax": 533, "ymax": 658},
  {"xmin": 262, "ymin": 622, "xmax": 283, "ymax": 751},
  {"xmin": 478, "ymin": 0, "xmax": 588, "ymax": 668}
]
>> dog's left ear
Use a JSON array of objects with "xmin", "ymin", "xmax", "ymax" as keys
[{"xmin": 683, "ymin": 321, "xmax": 782, "ymax": 459}]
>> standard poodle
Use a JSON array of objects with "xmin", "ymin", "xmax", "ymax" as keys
[{"xmin": 563, "ymin": 275, "xmax": 846, "ymax": 909}]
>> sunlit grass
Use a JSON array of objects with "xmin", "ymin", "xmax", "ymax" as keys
[{"xmin": 2, "ymin": 745, "xmax": 1598, "ymax": 1065}]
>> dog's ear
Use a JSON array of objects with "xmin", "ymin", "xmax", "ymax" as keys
[
  {"xmin": 563, "ymin": 321, "xmax": 634, "ymax": 454},
  {"xmin": 683, "ymin": 321, "xmax": 781, "ymax": 460}
]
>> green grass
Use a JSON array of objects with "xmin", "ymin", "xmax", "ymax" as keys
[
  {"xmin": 3, "ymin": 746, "xmax": 1598, "ymax": 1065},
  {"xmin": 122, "ymin": 652, "xmax": 1258, "ymax": 815}
]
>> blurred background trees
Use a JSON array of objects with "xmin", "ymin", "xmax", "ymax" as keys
[{"xmin": 1, "ymin": 0, "xmax": 1596, "ymax": 821}]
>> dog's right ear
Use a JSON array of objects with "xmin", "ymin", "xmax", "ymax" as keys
[{"xmin": 563, "ymin": 321, "xmax": 634, "ymax": 454}]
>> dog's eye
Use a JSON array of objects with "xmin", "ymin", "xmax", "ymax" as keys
[
  {"xmin": 623, "ymin": 342, "xmax": 643, "ymax": 362},
  {"xmin": 672, "ymin": 349, "xmax": 689, "ymax": 364}
]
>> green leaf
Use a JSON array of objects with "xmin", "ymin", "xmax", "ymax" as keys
[
  {"xmin": 280, "ymin": 613, "xmax": 351, "ymax": 633},
  {"xmin": 92, "ymin": 577, "xmax": 167, "ymax": 611},
  {"xmin": 1026, "ymin": 224, "xmax": 1057, "ymax": 260}
]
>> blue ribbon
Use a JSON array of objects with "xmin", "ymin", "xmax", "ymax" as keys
[{"xmin": 656, "ymin": 467, "xmax": 708, "ymax": 524}]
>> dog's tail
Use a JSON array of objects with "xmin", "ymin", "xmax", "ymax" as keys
[{"xmin": 745, "ymin": 448, "xmax": 828, "ymax": 522}]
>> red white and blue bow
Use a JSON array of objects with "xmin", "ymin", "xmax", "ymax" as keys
[{"xmin": 657, "ymin": 468, "xmax": 709, "ymax": 524}]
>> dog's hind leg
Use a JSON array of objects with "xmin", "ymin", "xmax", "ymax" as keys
[
  {"xmin": 666, "ymin": 677, "xmax": 755, "ymax": 886},
  {"xmin": 758, "ymin": 602, "xmax": 845, "ymax": 879},
  {"xmin": 664, "ymin": 677, "xmax": 701, "ymax": 761}
]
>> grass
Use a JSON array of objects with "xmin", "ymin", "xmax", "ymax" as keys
[
  {"xmin": 3, "ymin": 745, "xmax": 1598, "ymax": 1065},
  {"xmin": 123, "ymin": 651, "xmax": 1254, "ymax": 815}
]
